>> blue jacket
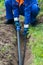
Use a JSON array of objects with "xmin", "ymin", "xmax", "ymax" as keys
[
  {"xmin": 5, "ymin": 0, "xmax": 39, "ymax": 24},
  {"xmin": 24, "ymin": 0, "xmax": 38, "ymax": 6},
  {"xmin": 13, "ymin": 0, "xmax": 38, "ymax": 6}
]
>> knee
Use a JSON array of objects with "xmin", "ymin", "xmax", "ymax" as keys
[{"xmin": 32, "ymin": 4, "xmax": 40, "ymax": 16}]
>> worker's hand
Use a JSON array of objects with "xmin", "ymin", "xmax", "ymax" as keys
[
  {"xmin": 23, "ymin": 28, "xmax": 28, "ymax": 35},
  {"xmin": 15, "ymin": 21, "xmax": 21, "ymax": 31},
  {"xmin": 14, "ymin": 18, "xmax": 21, "ymax": 31},
  {"xmin": 23, "ymin": 24, "xmax": 29, "ymax": 35}
]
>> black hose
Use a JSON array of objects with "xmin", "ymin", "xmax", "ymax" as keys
[
  {"xmin": 17, "ymin": 30, "xmax": 22, "ymax": 65},
  {"xmin": 22, "ymin": 35, "xmax": 27, "ymax": 65}
]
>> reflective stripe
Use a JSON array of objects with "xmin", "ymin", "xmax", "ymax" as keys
[
  {"xmin": 14, "ymin": 17, "xmax": 19, "ymax": 21},
  {"xmin": 24, "ymin": 24, "xmax": 29, "ymax": 28}
]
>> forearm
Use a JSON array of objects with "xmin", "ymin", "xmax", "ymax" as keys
[
  {"xmin": 13, "ymin": 5, "xmax": 19, "ymax": 18},
  {"xmin": 12, "ymin": 3, "xmax": 21, "ymax": 30},
  {"xmin": 12, "ymin": 0, "xmax": 19, "ymax": 20},
  {"xmin": 23, "ymin": 5, "xmax": 31, "ymax": 35},
  {"xmin": 24, "ymin": 5, "xmax": 31, "ymax": 26}
]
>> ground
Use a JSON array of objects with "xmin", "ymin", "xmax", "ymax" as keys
[
  {"xmin": 29, "ymin": 23, "xmax": 43, "ymax": 65},
  {"xmin": 0, "ymin": 24, "xmax": 32, "ymax": 65},
  {"xmin": 0, "ymin": 9, "xmax": 43, "ymax": 65}
]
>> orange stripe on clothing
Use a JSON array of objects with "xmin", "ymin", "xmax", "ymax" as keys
[{"xmin": 16, "ymin": 0, "xmax": 24, "ymax": 6}]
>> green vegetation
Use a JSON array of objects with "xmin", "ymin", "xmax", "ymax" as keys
[
  {"xmin": 38, "ymin": 0, "xmax": 43, "ymax": 12},
  {"xmin": 29, "ymin": 24, "xmax": 43, "ymax": 65},
  {"xmin": 0, "ymin": 0, "xmax": 4, "ymax": 8}
]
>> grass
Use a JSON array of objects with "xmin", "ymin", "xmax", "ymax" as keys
[
  {"xmin": 28, "ymin": 23, "xmax": 43, "ymax": 65},
  {"xmin": 0, "ymin": 0, "xmax": 4, "ymax": 8}
]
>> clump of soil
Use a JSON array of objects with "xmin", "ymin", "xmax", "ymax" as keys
[
  {"xmin": 37, "ymin": 16, "xmax": 43, "ymax": 23},
  {"xmin": 0, "ymin": 24, "xmax": 32, "ymax": 65}
]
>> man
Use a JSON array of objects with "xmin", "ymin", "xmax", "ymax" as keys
[{"xmin": 5, "ymin": 0, "xmax": 40, "ymax": 35}]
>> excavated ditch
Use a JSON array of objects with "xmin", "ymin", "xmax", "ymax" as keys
[
  {"xmin": 0, "ymin": 9, "xmax": 43, "ymax": 65},
  {"xmin": 0, "ymin": 24, "xmax": 32, "ymax": 65}
]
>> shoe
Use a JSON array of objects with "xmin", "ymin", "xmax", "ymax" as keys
[
  {"xmin": 4, "ymin": 19, "xmax": 14, "ymax": 24},
  {"xmin": 30, "ymin": 20, "xmax": 38, "ymax": 26}
]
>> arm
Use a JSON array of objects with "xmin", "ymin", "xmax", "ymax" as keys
[
  {"xmin": 12, "ymin": 0, "xmax": 20, "ymax": 30},
  {"xmin": 13, "ymin": 5, "xmax": 19, "ymax": 20},
  {"xmin": 24, "ymin": 5, "xmax": 31, "ymax": 35},
  {"xmin": 12, "ymin": 0, "xmax": 19, "ymax": 20}
]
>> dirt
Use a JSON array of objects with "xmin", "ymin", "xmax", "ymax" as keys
[
  {"xmin": 37, "ymin": 16, "xmax": 43, "ymax": 23},
  {"xmin": 0, "ymin": 24, "xmax": 32, "ymax": 65}
]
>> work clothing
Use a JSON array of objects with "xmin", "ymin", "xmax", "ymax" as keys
[
  {"xmin": 5, "ymin": 0, "xmax": 40, "ymax": 34},
  {"xmin": 5, "ymin": 0, "xmax": 40, "ymax": 24}
]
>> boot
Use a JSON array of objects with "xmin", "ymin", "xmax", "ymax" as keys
[
  {"xmin": 5, "ymin": 19, "xmax": 14, "ymax": 24},
  {"xmin": 30, "ymin": 20, "xmax": 38, "ymax": 26}
]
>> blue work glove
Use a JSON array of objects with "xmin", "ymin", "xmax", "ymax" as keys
[
  {"xmin": 23, "ymin": 28, "xmax": 29, "ymax": 35},
  {"xmin": 15, "ymin": 21, "xmax": 21, "ymax": 31},
  {"xmin": 23, "ymin": 24, "xmax": 29, "ymax": 35},
  {"xmin": 14, "ymin": 17, "xmax": 21, "ymax": 31}
]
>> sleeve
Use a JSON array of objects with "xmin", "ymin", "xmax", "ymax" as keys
[
  {"xmin": 12, "ymin": 0, "xmax": 19, "ymax": 19},
  {"xmin": 24, "ymin": 5, "xmax": 31, "ymax": 25},
  {"xmin": 33, "ymin": 0, "xmax": 38, "ymax": 5},
  {"xmin": 13, "ymin": 5, "xmax": 19, "ymax": 18}
]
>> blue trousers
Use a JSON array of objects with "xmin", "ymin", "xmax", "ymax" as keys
[{"xmin": 5, "ymin": 0, "xmax": 40, "ymax": 24}]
